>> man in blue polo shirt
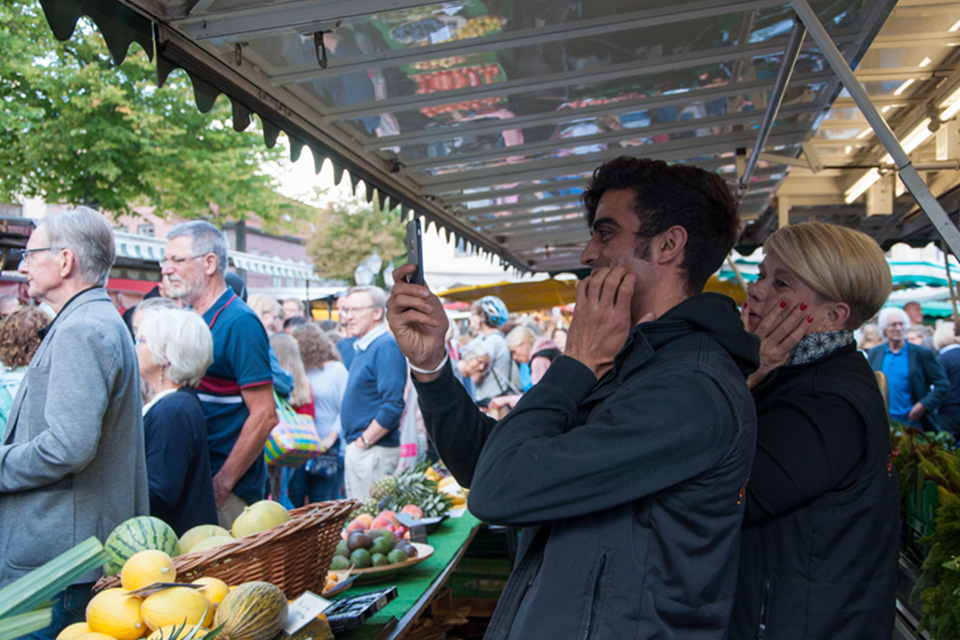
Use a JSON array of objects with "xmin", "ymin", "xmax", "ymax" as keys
[
  {"xmin": 162, "ymin": 221, "xmax": 278, "ymax": 527},
  {"xmin": 868, "ymin": 306, "xmax": 949, "ymax": 430},
  {"xmin": 339, "ymin": 285, "xmax": 407, "ymax": 499}
]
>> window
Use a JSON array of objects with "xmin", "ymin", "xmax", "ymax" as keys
[{"xmin": 137, "ymin": 223, "xmax": 155, "ymax": 237}]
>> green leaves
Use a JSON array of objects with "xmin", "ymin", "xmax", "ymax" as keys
[{"xmin": 1, "ymin": 1, "xmax": 297, "ymax": 226}]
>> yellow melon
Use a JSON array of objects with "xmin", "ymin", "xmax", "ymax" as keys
[
  {"xmin": 213, "ymin": 581, "xmax": 288, "ymax": 640},
  {"xmin": 140, "ymin": 586, "xmax": 213, "ymax": 631},
  {"xmin": 85, "ymin": 588, "xmax": 145, "ymax": 640},
  {"xmin": 178, "ymin": 525, "xmax": 232, "ymax": 554},
  {"xmin": 121, "ymin": 550, "xmax": 176, "ymax": 591},
  {"xmin": 192, "ymin": 577, "xmax": 230, "ymax": 608},
  {"xmin": 231, "ymin": 500, "xmax": 291, "ymax": 538},
  {"xmin": 72, "ymin": 634, "xmax": 120, "ymax": 640},
  {"xmin": 146, "ymin": 625, "xmax": 209, "ymax": 640},
  {"xmin": 188, "ymin": 536, "xmax": 235, "ymax": 554},
  {"xmin": 56, "ymin": 622, "xmax": 93, "ymax": 640}
]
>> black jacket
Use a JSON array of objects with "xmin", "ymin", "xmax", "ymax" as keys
[
  {"xmin": 416, "ymin": 293, "xmax": 759, "ymax": 639},
  {"xmin": 729, "ymin": 343, "xmax": 899, "ymax": 639}
]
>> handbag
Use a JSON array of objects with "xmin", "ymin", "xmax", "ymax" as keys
[{"xmin": 264, "ymin": 392, "xmax": 323, "ymax": 467}]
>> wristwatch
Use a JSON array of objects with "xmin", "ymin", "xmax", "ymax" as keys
[{"xmin": 359, "ymin": 434, "xmax": 370, "ymax": 448}]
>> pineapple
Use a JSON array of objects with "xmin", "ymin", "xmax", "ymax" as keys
[{"xmin": 369, "ymin": 474, "xmax": 398, "ymax": 500}]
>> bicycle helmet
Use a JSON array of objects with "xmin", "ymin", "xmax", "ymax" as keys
[{"xmin": 476, "ymin": 295, "xmax": 509, "ymax": 328}]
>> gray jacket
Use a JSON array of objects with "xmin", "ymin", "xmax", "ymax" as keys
[{"xmin": 0, "ymin": 287, "xmax": 149, "ymax": 587}]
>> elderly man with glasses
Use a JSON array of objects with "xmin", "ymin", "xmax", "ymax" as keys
[
  {"xmin": 0, "ymin": 207, "xmax": 149, "ymax": 638},
  {"xmin": 162, "ymin": 221, "xmax": 278, "ymax": 528},
  {"xmin": 339, "ymin": 285, "xmax": 407, "ymax": 499}
]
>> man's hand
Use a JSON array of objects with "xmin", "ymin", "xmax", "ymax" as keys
[
  {"xmin": 742, "ymin": 299, "xmax": 810, "ymax": 389},
  {"xmin": 387, "ymin": 264, "xmax": 449, "ymax": 381},
  {"xmin": 214, "ymin": 383, "xmax": 278, "ymax": 506},
  {"xmin": 564, "ymin": 267, "xmax": 636, "ymax": 380},
  {"xmin": 908, "ymin": 401, "xmax": 927, "ymax": 422},
  {"xmin": 211, "ymin": 471, "xmax": 233, "ymax": 506}
]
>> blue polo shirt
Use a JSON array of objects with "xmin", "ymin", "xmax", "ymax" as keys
[
  {"xmin": 197, "ymin": 289, "xmax": 274, "ymax": 505},
  {"xmin": 339, "ymin": 325, "xmax": 407, "ymax": 447},
  {"xmin": 881, "ymin": 344, "xmax": 912, "ymax": 420}
]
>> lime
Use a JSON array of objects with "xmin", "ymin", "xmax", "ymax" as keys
[
  {"xmin": 329, "ymin": 555, "xmax": 350, "ymax": 571},
  {"xmin": 370, "ymin": 536, "xmax": 394, "ymax": 555},
  {"xmin": 335, "ymin": 540, "xmax": 350, "ymax": 558},
  {"xmin": 387, "ymin": 549, "xmax": 409, "ymax": 565},
  {"xmin": 350, "ymin": 548, "xmax": 372, "ymax": 569},
  {"xmin": 371, "ymin": 553, "xmax": 389, "ymax": 567}
]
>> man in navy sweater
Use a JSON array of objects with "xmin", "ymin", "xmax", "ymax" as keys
[{"xmin": 339, "ymin": 285, "xmax": 407, "ymax": 499}]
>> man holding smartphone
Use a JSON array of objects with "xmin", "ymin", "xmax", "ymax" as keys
[{"xmin": 387, "ymin": 156, "xmax": 759, "ymax": 638}]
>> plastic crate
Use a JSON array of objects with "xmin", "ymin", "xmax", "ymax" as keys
[{"xmin": 449, "ymin": 558, "xmax": 512, "ymax": 599}]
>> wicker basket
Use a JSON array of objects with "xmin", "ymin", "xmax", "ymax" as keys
[{"xmin": 95, "ymin": 499, "xmax": 359, "ymax": 598}]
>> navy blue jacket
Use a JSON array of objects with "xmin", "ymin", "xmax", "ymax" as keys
[
  {"xmin": 415, "ymin": 293, "xmax": 759, "ymax": 639},
  {"xmin": 867, "ymin": 342, "xmax": 949, "ymax": 431},
  {"xmin": 143, "ymin": 388, "xmax": 218, "ymax": 535}
]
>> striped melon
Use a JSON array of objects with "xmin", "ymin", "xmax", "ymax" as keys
[
  {"xmin": 213, "ymin": 581, "xmax": 287, "ymax": 640},
  {"xmin": 104, "ymin": 516, "xmax": 180, "ymax": 576}
]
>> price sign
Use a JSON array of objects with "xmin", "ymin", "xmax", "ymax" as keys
[{"xmin": 283, "ymin": 591, "xmax": 332, "ymax": 634}]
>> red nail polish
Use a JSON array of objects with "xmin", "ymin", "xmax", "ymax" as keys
[
  {"xmin": 742, "ymin": 301, "xmax": 748, "ymax": 309},
  {"xmin": 807, "ymin": 315, "xmax": 814, "ymax": 323},
  {"xmin": 800, "ymin": 303, "xmax": 807, "ymax": 311},
  {"xmin": 779, "ymin": 301, "xmax": 787, "ymax": 308}
]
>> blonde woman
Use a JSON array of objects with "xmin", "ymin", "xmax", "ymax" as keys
[{"xmin": 732, "ymin": 222, "xmax": 898, "ymax": 639}]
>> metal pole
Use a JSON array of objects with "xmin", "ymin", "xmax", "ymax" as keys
[
  {"xmin": 791, "ymin": 0, "xmax": 960, "ymax": 258},
  {"xmin": 739, "ymin": 19, "xmax": 806, "ymax": 192}
]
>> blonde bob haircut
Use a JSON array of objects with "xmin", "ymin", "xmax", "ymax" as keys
[
  {"xmin": 138, "ymin": 308, "xmax": 213, "ymax": 388},
  {"xmin": 763, "ymin": 222, "xmax": 891, "ymax": 329}
]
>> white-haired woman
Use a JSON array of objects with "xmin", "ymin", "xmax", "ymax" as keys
[{"xmin": 136, "ymin": 308, "xmax": 218, "ymax": 535}]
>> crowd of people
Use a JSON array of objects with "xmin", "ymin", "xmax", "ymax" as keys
[{"xmin": 0, "ymin": 154, "xmax": 951, "ymax": 639}]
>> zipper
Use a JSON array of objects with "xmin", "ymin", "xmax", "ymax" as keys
[
  {"xmin": 757, "ymin": 576, "xmax": 771, "ymax": 639},
  {"xmin": 583, "ymin": 554, "xmax": 608, "ymax": 640}
]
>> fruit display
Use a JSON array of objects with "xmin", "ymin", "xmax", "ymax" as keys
[
  {"xmin": 333, "ymin": 527, "xmax": 419, "ymax": 570},
  {"xmin": 213, "ymin": 581, "xmax": 288, "ymax": 640},
  {"xmin": 282, "ymin": 617, "xmax": 334, "ymax": 640},
  {"xmin": 103, "ymin": 517, "xmax": 181, "ymax": 576},
  {"xmin": 189, "ymin": 535, "xmax": 237, "ymax": 553},
  {"xmin": 56, "ymin": 623, "xmax": 93, "ymax": 640},
  {"xmin": 231, "ymin": 500, "xmax": 292, "ymax": 538},
  {"xmin": 444, "ymin": 14, "xmax": 503, "ymax": 41},
  {"xmin": 359, "ymin": 463, "xmax": 454, "ymax": 518},
  {"xmin": 437, "ymin": 475, "xmax": 468, "ymax": 509},
  {"xmin": 178, "ymin": 525, "xmax": 232, "ymax": 554},
  {"xmin": 412, "ymin": 63, "xmax": 503, "ymax": 94}
]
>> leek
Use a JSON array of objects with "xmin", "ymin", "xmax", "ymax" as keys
[
  {"xmin": 0, "ymin": 610, "xmax": 53, "ymax": 640},
  {"xmin": 0, "ymin": 536, "xmax": 104, "ymax": 617}
]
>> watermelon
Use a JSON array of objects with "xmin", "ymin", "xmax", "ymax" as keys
[{"xmin": 103, "ymin": 516, "xmax": 180, "ymax": 576}]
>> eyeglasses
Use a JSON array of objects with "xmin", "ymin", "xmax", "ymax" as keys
[
  {"xmin": 159, "ymin": 254, "xmax": 208, "ymax": 269},
  {"xmin": 339, "ymin": 305, "xmax": 376, "ymax": 316},
  {"xmin": 18, "ymin": 247, "xmax": 60, "ymax": 264},
  {"xmin": 134, "ymin": 335, "xmax": 146, "ymax": 347}
]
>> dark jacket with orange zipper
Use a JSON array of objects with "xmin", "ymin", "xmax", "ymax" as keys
[{"xmin": 415, "ymin": 293, "xmax": 759, "ymax": 639}]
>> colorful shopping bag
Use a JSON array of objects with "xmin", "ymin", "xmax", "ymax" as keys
[{"xmin": 264, "ymin": 392, "xmax": 322, "ymax": 467}]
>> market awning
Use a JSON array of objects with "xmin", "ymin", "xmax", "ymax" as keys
[
  {"xmin": 38, "ymin": 0, "xmax": 960, "ymax": 274},
  {"xmin": 114, "ymin": 231, "xmax": 322, "ymax": 281},
  {"xmin": 439, "ymin": 274, "xmax": 746, "ymax": 313}
]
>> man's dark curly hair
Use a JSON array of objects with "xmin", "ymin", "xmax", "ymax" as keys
[
  {"xmin": 0, "ymin": 307, "xmax": 49, "ymax": 368},
  {"xmin": 582, "ymin": 157, "xmax": 740, "ymax": 294}
]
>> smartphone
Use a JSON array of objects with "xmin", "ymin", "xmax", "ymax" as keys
[{"xmin": 406, "ymin": 218, "xmax": 424, "ymax": 285}]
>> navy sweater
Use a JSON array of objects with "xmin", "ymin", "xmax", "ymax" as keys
[{"xmin": 339, "ymin": 332, "xmax": 407, "ymax": 446}]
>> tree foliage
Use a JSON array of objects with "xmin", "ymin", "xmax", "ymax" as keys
[
  {"xmin": 305, "ymin": 188, "xmax": 407, "ymax": 284},
  {"xmin": 0, "ymin": 1, "xmax": 301, "ymax": 225}
]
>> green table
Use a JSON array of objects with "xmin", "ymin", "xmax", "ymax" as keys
[{"xmin": 336, "ymin": 512, "xmax": 482, "ymax": 640}]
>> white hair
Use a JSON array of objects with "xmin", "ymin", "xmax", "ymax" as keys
[
  {"xmin": 137, "ymin": 308, "xmax": 213, "ymax": 387},
  {"xmin": 877, "ymin": 307, "xmax": 910, "ymax": 336}
]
